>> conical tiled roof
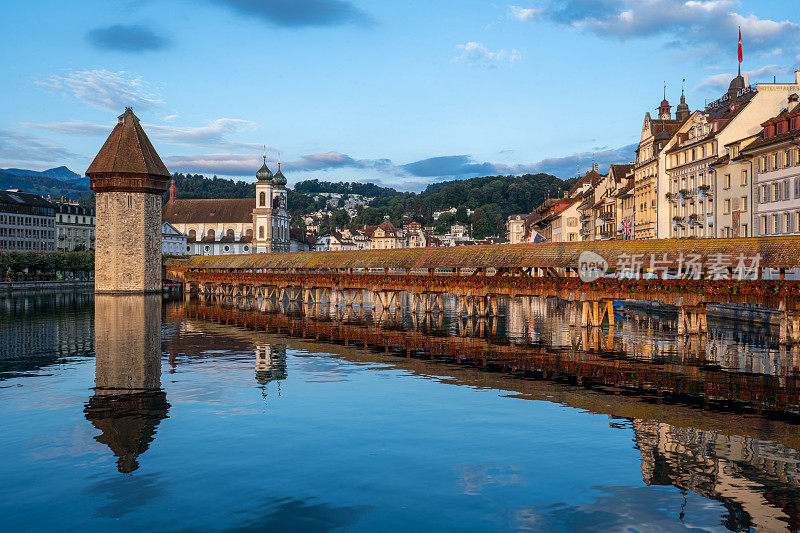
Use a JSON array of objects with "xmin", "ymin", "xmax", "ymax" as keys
[{"xmin": 87, "ymin": 108, "xmax": 169, "ymax": 178}]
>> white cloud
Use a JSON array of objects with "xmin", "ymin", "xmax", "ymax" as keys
[
  {"xmin": 145, "ymin": 118, "xmax": 260, "ymax": 151},
  {"xmin": 35, "ymin": 69, "xmax": 162, "ymax": 112},
  {"xmin": 21, "ymin": 120, "xmax": 110, "ymax": 136},
  {"xmin": 455, "ymin": 42, "xmax": 523, "ymax": 67},
  {"xmin": 163, "ymin": 114, "xmax": 179, "ymax": 121},
  {"xmin": 25, "ymin": 117, "xmax": 262, "ymax": 152},
  {"xmin": 513, "ymin": 1, "xmax": 800, "ymax": 57},
  {"xmin": 164, "ymin": 153, "xmax": 262, "ymax": 176},
  {"xmin": 0, "ymin": 129, "xmax": 74, "ymax": 163},
  {"xmin": 508, "ymin": 5, "xmax": 540, "ymax": 21},
  {"xmin": 695, "ymin": 64, "xmax": 792, "ymax": 90}
]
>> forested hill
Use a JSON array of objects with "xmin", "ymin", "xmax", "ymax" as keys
[
  {"xmin": 293, "ymin": 179, "xmax": 401, "ymax": 200},
  {"xmin": 349, "ymin": 173, "xmax": 576, "ymax": 238},
  {"xmin": 0, "ymin": 171, "xmax": 93, "ymax": 205},
  {"xmin": 168, "ymin": 173, "xmax": 327, "ymax": 218},
  {"xmin": 165, "ymin": 171, "xmax": 575, "ymax": 238}
]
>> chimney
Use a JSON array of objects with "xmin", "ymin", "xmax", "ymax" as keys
[
  {"xmin": 796, "ymin": 69, "xmax": 800, "ymax": 85},
  {"xmin": 169, "ymin": 179, "xmax": 177, "ymax": 203}
]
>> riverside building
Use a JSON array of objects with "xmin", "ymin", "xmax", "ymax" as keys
[
  {"xmin": 743, "ymin": 92, "xmax": 800, "ymax": 236},
  {"xmin": 632, "ymin": 90, "xmax": 689, "ymax": 240},
  {"xmin": 0, "ymin": 190, "xmax": 56, "ymax": 252},
  {"xmin": 54, "ymin": 202, "xmax": 95, "ymax": 251},
  {"xmin": 666, "ymin": 70, "xmax": 800, "ymax": 238}
]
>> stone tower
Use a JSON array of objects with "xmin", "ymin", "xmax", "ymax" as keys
[{"xmin": 87, "ymin": 108, "xmax": 170, "ymax": 293}]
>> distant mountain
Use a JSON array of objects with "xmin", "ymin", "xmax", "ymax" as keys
[
  {"xmin": 1, "ymin": 166, "xmax": 83, "ymax": 182},
  {"xmin": 0, "ymin": 171, "xmax": 93, "ymax": 205}
]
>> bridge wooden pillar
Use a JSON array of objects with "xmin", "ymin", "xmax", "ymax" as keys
[{"xmin": 579, "ymin": 300, "xmax": 613, "ymax": 327}]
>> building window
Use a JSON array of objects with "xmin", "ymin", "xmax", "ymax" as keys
[
  {"xmin": 223, "ymin": 245, "xmax": 230, "ymax": 252},
  {"xmin": 226, "ymin": 229, "xmax": 234, "ymax": 239},
  {"xmin": 259, "ymin": 226, "xmax": 264, "ymax": 239},
  {"xmin": 188, "ymin": 229, "xmax": 196, "ymax": 240},
  {"xmin": 724, "ymin": 174, "xmax": 731, "ymax": 189},
  {"xmin": 206, "ymin": 228, "xmax": 215, "ymax": 240},
  {"xmin": 740, "ymin": 197, "xmax": 748, "ymax": 212},
  {"xmin": 774, "ymin": 214, "xmax": 780, "ymax": 234},
  {"xmin": 741, "ymin": 170, "xmax": 748, "ymax": 185},
  {"xmin": 259, "ymin": 191, "xmax": 266, "ymax": 206},
  {"xmin": 724, "ymin": 199, "xmax": 731, "ymax": 214}
]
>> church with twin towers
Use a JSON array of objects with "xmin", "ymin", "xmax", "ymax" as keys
[{"xmin": 163, "ymin": 154, "xmax": 313, "ymax": 255}]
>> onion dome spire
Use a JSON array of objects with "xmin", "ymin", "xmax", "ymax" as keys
[
  {"xmin": 256, "ymin": 154, "xmax": 273, "ymax": 182},
  {"xmin": 273, "ymin": 160, "xmax": 287, "ymax": 187}
]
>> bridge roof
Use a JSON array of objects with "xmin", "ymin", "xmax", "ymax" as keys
[{"xmin": 167, "ymin": 236, "xmax": 800, "ymax": 271}]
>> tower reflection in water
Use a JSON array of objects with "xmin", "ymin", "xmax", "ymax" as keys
[
  {"xmin": 84, "ymin": 294, "xmax": 169, "ymax": 473},
  {"xmin": 255, "ymin": 343, "xmax": 287, "ymax": 405}
]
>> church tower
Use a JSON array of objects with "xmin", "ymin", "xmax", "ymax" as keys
[
  {"xmin": 87, "ymin": 108, "xmax": 170, "ymax": 293},
  {"xmin": 658, "ymin": 94, "xmax": 672, "ymax": 120},
  {"xmin": 253, "ymin": 156, "xmax": 274, "ymax": 253},
  {"xmin": 675, "ymin": 88, "xmax": 690, "ymax": 122},
  {"xmin": 271, "ymin": 162, "xmax": 290, "ymax": 252}
]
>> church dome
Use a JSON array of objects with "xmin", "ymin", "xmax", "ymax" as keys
[
  {"xmin": 272, "ymin": 163, "xmax": 287, "ymax": 187},
  {"xmin": 256, "ymin": 157, "xmax": 273, "ymax": 182}
]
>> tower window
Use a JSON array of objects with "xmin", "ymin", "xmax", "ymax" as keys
[
  {"xmin": 259, "ymin": 226, "xmax": 264, "ymax": 238},
  {"xmin": 259, "ymin": 191, "xmax": 266, "ymax": 207}
]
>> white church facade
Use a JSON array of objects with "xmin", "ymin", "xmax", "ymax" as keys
[{"xmin": 162, "ymin": 159, "xmax": 312, "ymax": 255}]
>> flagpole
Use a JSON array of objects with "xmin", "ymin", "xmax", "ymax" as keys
[{"xmin": 738, "ymin": 26, "xmax": 742, "ymax": 77}]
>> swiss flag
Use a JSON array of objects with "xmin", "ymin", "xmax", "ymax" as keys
[{"xmin": 738, "ymin": 27, "xmax": 743, "ymax": 63}]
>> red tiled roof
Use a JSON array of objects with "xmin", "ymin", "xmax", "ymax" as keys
[{"xmin": 162, "ymin": 198, "xmax": 254, "ymax": 224}]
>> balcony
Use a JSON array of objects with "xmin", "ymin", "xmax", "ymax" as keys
[{"xmin": 599, "ymin": 212, "xmax": 614, "ymax": 221}]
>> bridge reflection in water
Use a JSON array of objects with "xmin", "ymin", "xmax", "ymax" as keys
[
  {"xmin": 169, "ymin": 292, "xmax": 800, "ymax": 531},
  {"xmin": 84, "ymin": 295, "xmax": 169, "ymax": 473}
]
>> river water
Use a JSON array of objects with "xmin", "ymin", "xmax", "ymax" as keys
[{"xmin": 1, "ymin": 291, "xmax": 799, "ymax": 532}]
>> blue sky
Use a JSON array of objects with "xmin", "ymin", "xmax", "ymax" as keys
[{"xmin": 2, "ymin": 0, "xmax": 800, "ymax": 190}]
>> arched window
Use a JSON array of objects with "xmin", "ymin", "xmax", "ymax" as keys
[
  {"xmin": 259, "ymin": 226, "xmax": 264, "ymax": 239},
  {"xmin": 245, "ymin": 228, "xmax": 253, "ymax": 239},
  {"xmin": 259, "ymin": 191, "xmax": 266, "ymax": 207},
  {"xmin": 188, "ymin": 229, "xmax": 196, "ymax": 240},
  {"xmin": 226, "ymin": 229, "xmax": 234, "ymax": 239},
  {"xmin": 206, "ymin": 229, "xmax": 215, "ymax": 240}
]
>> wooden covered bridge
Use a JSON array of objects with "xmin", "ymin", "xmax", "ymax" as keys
[{"xmin": 165, "ymin": 236, "xmax": 800, "ymax": 340}]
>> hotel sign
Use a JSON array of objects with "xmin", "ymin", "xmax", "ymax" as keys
[{"xmin": 706, "ymin": 86, "xmax": 754, "ymax": 110}]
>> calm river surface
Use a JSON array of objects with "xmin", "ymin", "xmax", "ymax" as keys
[{"xmin": 1, "ymin": 291, "xmax": 799, "ymax": 532}]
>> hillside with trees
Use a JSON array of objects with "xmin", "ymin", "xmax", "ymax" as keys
[
  {"xmin": 348, "ymin": 173, "xmax": 575, "ymax": 238},
  {"xmin": 0, "ymin": 171, "xmax": 93, "ymax": 205},
  {"xmin": 293, "ymin": 179, "xmax": 401, "ymax": 200},
  {"xmin": 163, "ymin": 171, "xmax": 574, "ymax": 238}
]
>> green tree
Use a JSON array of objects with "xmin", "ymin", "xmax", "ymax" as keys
[
  {"xmin": 434, "ymin": 212, "xmax": 456, "ymax": 234},
  {"xmin": 455, "ymin": 205, "xmax": 469, "ymax": 224}
]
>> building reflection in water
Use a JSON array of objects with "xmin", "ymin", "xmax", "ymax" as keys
[
  {"xmin": 255, "ymin": 343, "xmax": 288, "ymax": 406},
  {"xmin": 84, "ymin": 294, "xmax": 169, "ymax": 473}
]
